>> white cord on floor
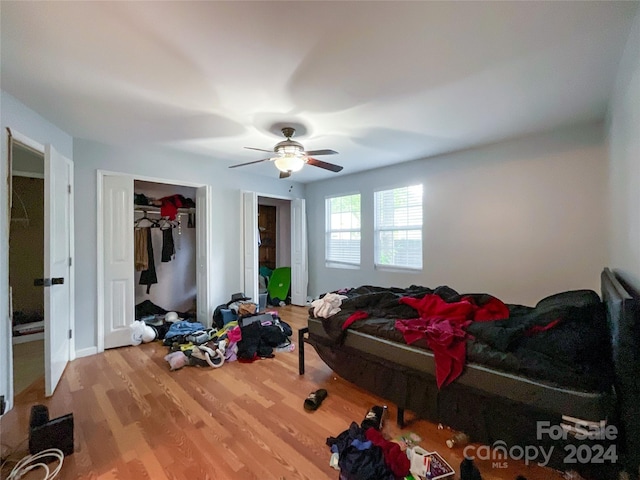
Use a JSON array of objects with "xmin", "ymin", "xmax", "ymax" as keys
[{"xmin": 7, "ymin": 448, "xmax": 64, "ymax": 480}]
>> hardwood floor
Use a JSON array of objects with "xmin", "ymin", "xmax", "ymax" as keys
[
  {"xmin": 1, "ymin": 306, "xmax": 567, "ymax": 480},
  {"xmin": 12, "ymin": 338, "xmax": 44, "ymax": 396}
]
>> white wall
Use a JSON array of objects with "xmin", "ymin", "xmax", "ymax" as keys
[
  {"xmin": 74, "ymin": 138, "xmax": 304, "ymax": 352},
  {"xmin": 306, "ymin": 123, "xmax": 608, "ymax": 306},
  {"xmin": 607, "ymin": 7, "xmax": 640, "ymax": 291},
  {"xmin": 0, "ymin": 90, "xmax": 74, "ymax": 412}
]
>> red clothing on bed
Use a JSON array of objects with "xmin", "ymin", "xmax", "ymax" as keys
[
  {"xmin": 395, "ymin": 316, "xmax": 469, "ymax": 388},
  {"xmin": 395, "ymin": 294, "xmax": 508, "ymax": 388}
]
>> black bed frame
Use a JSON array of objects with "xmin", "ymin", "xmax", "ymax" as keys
[
  {"xmin": 299, "ymin": 268, "xmax": 639, "ymax": 478},
  {"xmin": 601, "ymin": 268, "xmax": 640, "ymax": 478}
]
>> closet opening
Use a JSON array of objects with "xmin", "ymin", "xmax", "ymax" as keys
[
  {"xmin": 9, "ymin": 141, "xmax": 45, "ymax": 396},
  {"xmin": 99, "ymin": 171, "xmax": 210, "ymax": 351},
  {"xmin": 134, "ymin": 180, "xmax": 197, "ymax": 319},
  {"xmin": 257, "ymin": 196, "xmax": 291, "ymax": 307}
]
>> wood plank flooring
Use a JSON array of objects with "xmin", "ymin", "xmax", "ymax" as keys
[
  {"xmin": 12, "ymin": 338, "xmax": 44, "ymax": 396},
  {"xmin": 1, "ymin": 306, "xmax": 568, "ymax": 480}
]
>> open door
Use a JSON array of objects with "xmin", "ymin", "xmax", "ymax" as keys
[
  {"xmin": 44, "ymin": 145, "xmax": 73, "ymax": 397},
  {"xmin": 101, "ymin": 175, "xmax": 135, "ymax": 350},
  {"xmin": 196, "ymin": 185, "xmax": 211, "ymax": 324},
  {"xmin": 242, "ymin": 191, "xmax": 259, "ymax": 303},
  {"xmin": 290, "ymin": 198, "xmax": 307, "ymax": 306}
]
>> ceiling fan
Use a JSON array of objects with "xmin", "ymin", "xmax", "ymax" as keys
[{"xmin": 229, "ymin": 127, "xmax": 343, "ymax": 178}]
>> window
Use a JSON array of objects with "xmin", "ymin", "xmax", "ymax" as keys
[
  {"xmin": 374, "ymin": 184, "xmax": 423, "ymax": 270},
  {"xmin": 325, "ymin": 193, "xmax": 361, "ymax": 267}
]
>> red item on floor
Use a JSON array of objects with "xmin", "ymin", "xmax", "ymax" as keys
[{"xmin": 365, "ymin": 427, "xmax": 410, "ymax": 479}]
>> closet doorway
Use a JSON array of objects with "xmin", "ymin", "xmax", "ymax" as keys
[
  {"xmin": 98, "ymin": 172, "xmax": 212, "ymax": 351},
  {"xmin": 258, "ymin": 204, "xmax": 277, "ymax": 271},
  {"xmin": 134, "ymin": 181, "xmax": 197, "ymax": 315},
  {"xmin": 9, "ymin": 144, "xmax": 45, "ymax": 396},
  {"xmin": 258, "ymin": 197, "xmax": 292, "ymax": 271},
  {"xmin": 242, "ymin": 192, "xmax": 307, "ymax": 306}
]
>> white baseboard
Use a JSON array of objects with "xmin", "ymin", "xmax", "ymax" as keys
[{"xmin": 75, "ymin": 346, "xmax": 97, "ymax": 358}]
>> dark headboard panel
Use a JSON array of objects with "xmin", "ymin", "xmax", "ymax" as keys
[{"xmin": 601, "ymin": 268, "xmax": 640, "ymax": 478}]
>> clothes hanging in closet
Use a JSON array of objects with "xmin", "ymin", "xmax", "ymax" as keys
[
  {"xmin": 135, "ymin": 228, "xmax": 149, "ymax": 271},
  {"xmin": 161, "ymin": 228, "xmax": 175, "ymax": 262},
  {"xmin": 139, "ymin": 227, "xmax": 157, "ymax": 293}
]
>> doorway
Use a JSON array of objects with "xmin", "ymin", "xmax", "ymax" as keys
[
  {"xmin": 134, "ymin": 180, "xmax": 197, "ymax": 315},
  {"xmin": 258, "ymin": 196, "xmax": 292, "ymax": 303},
  {"xmin": 4, "ymin": 129, "xmax": 74, "ymax": 409},
  {"xmin": 258, "ymin": 204, "xmax": 277, "ymax": 271},
  {"xmin": 98, "ymin": 172, "xmax": 212, "ymax": 351},
  {"xmin": 9, "ymin": 143, "xmax": 45, "ymax": 396},
  {"xmin": 242, "ymin": 192, "xmax": 307, "ymax": 306}
]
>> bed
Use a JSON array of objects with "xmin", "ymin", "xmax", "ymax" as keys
[{"xmin": 298, "ymin": 268, "xmax": 639, "ymax": 479}]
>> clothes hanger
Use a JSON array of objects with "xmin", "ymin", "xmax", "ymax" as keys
[
  {"xmin": 134, "ymin": 211, "xmax": 160, "ymax": 228},
  {"xmin": 158, "ymin": 217, "xmax": 179, "ymax": 230}
]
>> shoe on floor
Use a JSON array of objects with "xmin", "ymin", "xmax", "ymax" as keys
[{"xmin": 304, "ymin": 389, "xmax": 328, "ymax": 411}]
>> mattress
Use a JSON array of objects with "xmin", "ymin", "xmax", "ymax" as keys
[{"xmin": 307, "ymin": 317, "xmax": 615, "ymax": 421}]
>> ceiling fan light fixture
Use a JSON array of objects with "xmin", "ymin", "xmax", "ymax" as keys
[
  {"xmin": 274, "ymin": 153, "xmax": 305, "ymax": 173},
  {"xmin": 232, "ymin": 126, "xmax": 342, "ymax": 174}
]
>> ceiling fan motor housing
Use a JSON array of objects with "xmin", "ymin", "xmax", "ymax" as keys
[{"xmin": 274, "ymin": 138, "xmax": 304, "ymax": 155}]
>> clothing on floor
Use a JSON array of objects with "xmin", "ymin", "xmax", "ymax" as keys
[
  {"xmin": 236, "ymin": 319, "xmax": 290, "ymax": 361},
  {"xmin": 327, "ymin": 422, "xmax": 394, "ymax": 480},
  {"xmin": 164, "ymin": 321, "xmax": 206, "ymax": 342},
  {"xmin": 364, "ymin": 427, "xmax": 410, "ymax": 479}
]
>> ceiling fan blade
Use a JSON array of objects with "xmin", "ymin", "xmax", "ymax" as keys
[
  {"xmin": 244, "ymin": 147, "xmax": 275, "ymax": 153},
  {"xmin": 304, "ymin": 149, "xmax": 338, "ymax": 156},
  {"xmin": 306, "ymin": 157, "xmax": 343, "ymax": 172},
  {"xmin": 228, "ymin": 158, "xmax": 272, "ymax": 168},
  {"xmin": 279, "ymin": 171, "xmax": 291, "ymax": 179}
]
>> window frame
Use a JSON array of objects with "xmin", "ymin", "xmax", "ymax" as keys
[
  {"xmin": 373, "ymin": 184, "xmax": 423, "ymax": 271},
  {"xmin": 325, "ymin": 192, "xmax": 361, "ymax": 269}
]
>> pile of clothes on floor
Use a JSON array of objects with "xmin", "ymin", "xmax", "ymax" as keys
[
  {"xmin": 328, "ymin": 406, "xmax": 411, "ymax": 480},
  {"xmin": 327, "ymin": 407, "xmax": 531, "ymax": 480},
  {"xmin": 130, "ymin": 296, "xmax": 294, "ymax": 371}
]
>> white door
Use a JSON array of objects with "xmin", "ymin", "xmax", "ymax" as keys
[
  {"xmin": 196, "ymin": 185, "xmax": 211, "ymax": 324},
  {"xmin": 290, "ymin": 198, "xmax": 307, "ymax": 306},
  {"xmin": 102, "ymin": 175, "xmax": 135, "ymax": 349},
  {"xmin": 44, "ymin": 145, "xmax": 73, "ymax": 397},
  {"xmin": 242, "ymin": 191, "xmax": 259, "ymax": 303}
]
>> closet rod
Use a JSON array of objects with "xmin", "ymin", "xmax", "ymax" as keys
[{"xmin": 134, "ymin": 207, "xmax": 194, "ymax": 214}]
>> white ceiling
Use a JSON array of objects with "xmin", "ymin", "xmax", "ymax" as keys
[{"xmin": 1, "ymin": 1, "xmax": 637, "ymax": 183}]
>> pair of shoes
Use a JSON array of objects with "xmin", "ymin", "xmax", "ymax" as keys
[{"xmin": 304, "ymin": 389, "xmax": 328, "ymax": 411}]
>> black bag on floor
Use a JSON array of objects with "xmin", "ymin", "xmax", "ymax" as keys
[{"xmin": 29, "ymin": 404, "xmax": 74, "ymax": 456}]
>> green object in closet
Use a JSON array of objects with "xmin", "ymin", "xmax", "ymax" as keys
[{"xmin": 267, "ymin": 267, "xmax": 291, "ymax": 303}]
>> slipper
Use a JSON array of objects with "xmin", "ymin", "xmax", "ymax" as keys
[{"xmin": 304, "ymin": 389, "xmax": 328, "ymax": 411}]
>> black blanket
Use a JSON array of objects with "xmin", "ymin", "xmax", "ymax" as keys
[{"xmin": 311, "ymin": 286, "xmax": 615, "ymax": 392}]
